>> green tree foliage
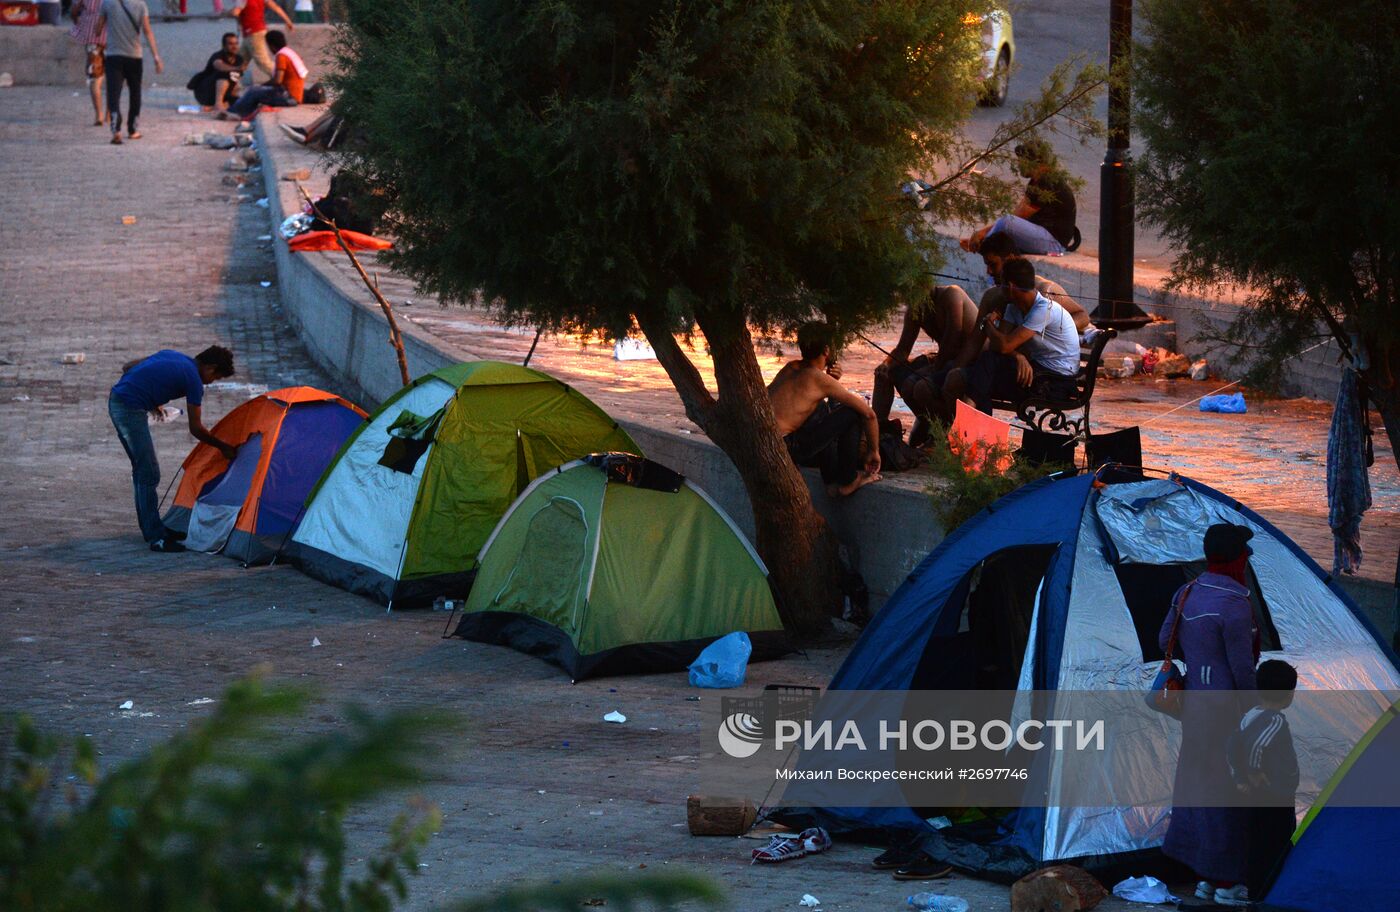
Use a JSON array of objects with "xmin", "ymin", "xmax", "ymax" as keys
[
  {"xmin": 0, "ymin": 678, "xmax": 717, "ymax": 912},
  {"xmin": 333, "ymin": 0, "xmax": 1102, "ymax": 631},
  {"xmin": 1135, "ymin": 0, "xmax": 1400, "ymax": 455},
  {"xmin": 921, "ymin": 420, "xmax": 1067, "ymax": 530}
]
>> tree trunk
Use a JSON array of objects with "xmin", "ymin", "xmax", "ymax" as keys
[
  {"xmin": 637, "ymin": 309, "xmax": 844, "ymax": 637},
  {"xmin": 1364, "ymin": 345, "xmax": 1400, "ymax": 471}
]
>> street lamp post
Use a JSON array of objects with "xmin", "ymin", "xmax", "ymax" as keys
[{"xmin": 1093, "ymin": 0, "xmax": 1151, "ymax": 329}]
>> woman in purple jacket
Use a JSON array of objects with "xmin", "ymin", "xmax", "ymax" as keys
[{"xmin": 1158, "ymin": 523, "xmax": 1261, "ymax": 907}]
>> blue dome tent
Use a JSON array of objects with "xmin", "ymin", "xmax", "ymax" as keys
[{"xmin": 802, "ymin": 470, "xmax": 1400, "ymax": 879}]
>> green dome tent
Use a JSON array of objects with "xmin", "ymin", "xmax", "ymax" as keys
[
  {"xmin": 452, "ymin": 453, "xmax": 789, "ymax": 680},
  {"xmin": 284, "ymin": 362, "xmax": 640, "ymax": 606}
]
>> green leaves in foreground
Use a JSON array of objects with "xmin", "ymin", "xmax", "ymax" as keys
[
  {"xmin": 923, "ymin": 420, "xmax": 1068, "ymax": 531},
  {"xmin": 1, "ymin": 677, "xmax": 719, "ymax": 911},
  {"xmin": 449, "ymin": 873, "xmax": 722, "ymax": 912}
]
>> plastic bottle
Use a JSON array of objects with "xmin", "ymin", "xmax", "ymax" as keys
[{"xmin": 907, "ymin": 894, "xmax": 968, "ymax": 912}]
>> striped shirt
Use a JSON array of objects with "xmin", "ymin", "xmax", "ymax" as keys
[{"xmin": 69, "ymin": 0, "xmax": 107, "ymax": 46}]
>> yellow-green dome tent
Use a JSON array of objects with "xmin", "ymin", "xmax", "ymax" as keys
[
  {"xmin": 285, "ymin": 362, "xmax": 639, "ymax": 607},
  {"xmin": 453, "ymin": 453, "xmax": 789, "ymax": 680}
]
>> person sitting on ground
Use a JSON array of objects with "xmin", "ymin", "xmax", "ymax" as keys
[
  {"xmin": 220, "ymin": 29, "xmax": 305, "ymax": 121},
  {"xmin": 108, "ymin": 347, "xmax": 238, "ymax": 553},
  {"xmin": 872, "ymin": 284, "xmax": 979, "ymax": 446},
  {"xmin": 188, "ymin": 31, "xmax": 246, "ymax": 114},
  {"xmin": 769, "ymin": 323, "xmax": 881, "ymax": 497},
  {"xmin": 1224, "ymin": 659, "xmax": 1299, "ymax": 906},
  {"xmin": 960, "ymin": 139, "xmax": 1078, "ymax": 256},
  {"xmin": 976, "ymin": 231, "xmax": 1092, "ymax": 335},
  {"xmin": 943, "ymin": 256, "xmax": 1082, "ymax": 416}
]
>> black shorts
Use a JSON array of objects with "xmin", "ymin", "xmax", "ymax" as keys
[{"xmin": 965, "ymin": 350, "xmax": 1077, "ymax": 413}]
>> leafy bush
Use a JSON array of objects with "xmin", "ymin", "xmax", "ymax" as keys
[
  {"xmin": 1, "ymin": 677, "xmax": 718, "ymax": 912},
  {"xmin": 923, "ymin": 420, "xmax": 1069, "ymax": 530}
]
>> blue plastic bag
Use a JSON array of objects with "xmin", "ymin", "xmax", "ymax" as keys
[
  {"xmin": 1199, "ymin": 392, "xmax": 1247, "ymax": 414},
  {"xmin": 688, "ymin": 631, "xmax": 752, "ymax": 688}
]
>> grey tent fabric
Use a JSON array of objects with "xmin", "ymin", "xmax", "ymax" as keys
[
  {"xmin": 185, "ymin": 434, "xmax": 264, "ymax": 553},
  {"xmin": 1327, "ymin": 368, "xmax": 1372, "ymax": 574},
  {"xmin": 1094, "ymin": 480, "xmax": 1241, "ymax": 564}
]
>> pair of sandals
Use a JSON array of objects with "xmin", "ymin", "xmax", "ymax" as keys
[{"xmin": 110, "ymin": 132, "xmax": 142, "ymax": 144}]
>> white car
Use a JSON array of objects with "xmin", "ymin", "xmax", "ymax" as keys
[{"xmin": 977, "ymin": 8, "xmax": 1015, "ymax": 107}]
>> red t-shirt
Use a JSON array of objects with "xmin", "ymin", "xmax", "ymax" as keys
[{"xmin": 238, "ymin": 0, "xmax": 266, "ymax": 36}]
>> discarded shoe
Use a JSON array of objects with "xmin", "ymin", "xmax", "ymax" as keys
[
  {"xmin": 750, "ymin": 827, "xmax": 832, "ymax": 865},
  {"xmin": 1195, "ymin": 881, "xmax": 1214, "ymax": 900},
  {"xmin": 1214, "ymin": 885, "xmax": 1250, "ymax": 907},
  {"xmin": 149, "ymin": 537, "xmax": 187, "ymax": 553},
  {"xmin": 871, "ymin": 837, "xmax": 923, "ymax": 870},
  {"xmin": 892, "ymin": 854, "xmax": 954, "ymax": 881}
]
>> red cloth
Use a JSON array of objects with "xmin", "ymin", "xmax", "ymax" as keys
[
  {"xmin": 288, "ymin": 230, "xmax": 392, "ymax": 252},
  {"xmin": 237, "ymin": 0, "xmax": 265, "ymax": 36},
  {"xmin": 1207, "ymin": 555, "xmax": 1248, "ymax": 586},
  {"xmin": 948, "ymin": 399, "xmax": 1012, "ymax": 473}
]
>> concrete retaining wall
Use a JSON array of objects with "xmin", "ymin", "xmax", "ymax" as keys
[
  {"xmin": 0, "ymin": 24, "xmax": 84, "ymax": 86},
  {"xmin": 256, "ymin": 117, "xmax": 946, "ymax": 611}
]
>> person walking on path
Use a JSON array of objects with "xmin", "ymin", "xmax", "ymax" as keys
[
  {"xmin": 228, "ymin": 0, "xmax": 295, "ymax": 82},
  {"xmin": 108, "ymin": 347, "xmax": 237, "ymax": 552},
  {"xmin": 1158, "ymin": 522, "xmax": 1262, "ymax": 906},
  {"xmin": 96, "ymin": 0, "xmax": 163, "ymax": 144},
  {"xmin": 68, "ymin": 0, "xmax": 108, "ymax": 127}
]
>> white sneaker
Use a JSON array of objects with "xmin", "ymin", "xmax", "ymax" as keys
[
  {"xmin": 1214, "ymin": 884, "xmax": 1250, "ymax": 906},
  {"xmin": 1195, "ymin": 881, "xmax": 1214, "ymax": 900}
]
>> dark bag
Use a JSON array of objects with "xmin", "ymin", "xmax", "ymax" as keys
[
  {"xmin": 302, "ymin": 82, "xmax": 327, "ymax": 104},
  {"xmin": 311, "ymin": 169, "xmax": 388, "ymax": 235},
  {"xmin": 1146, "ymin": 582, "xmax": 1195, "ymax": 719}
]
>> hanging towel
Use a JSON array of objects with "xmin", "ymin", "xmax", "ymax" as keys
[
  {"xmin": 276, "ymin": 46, "xmax": 309, "ymax": 79},
  {"xmin": 1327, "ymin": 368, "xmax": 1373, "ymax": 574}
]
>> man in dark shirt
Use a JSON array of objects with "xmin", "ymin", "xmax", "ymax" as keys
[
  {"xmin": 189, "ymin": 31, "xmax": 246, "ymax": 112},
  {"xmin": 961, "ymin": 140, "xmax": 1078, "ymax": 255},
  {"xmin": 108, "ymin": 346, "xmax": 237, "ymax": 552}
]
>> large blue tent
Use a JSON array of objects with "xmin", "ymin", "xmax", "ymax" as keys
[{"xmin": 804, "ymin": 470, "xmax": 1400, "ymax": 878}]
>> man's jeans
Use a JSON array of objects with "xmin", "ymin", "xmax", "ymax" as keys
[
  {"xmin": 987, "ymin": 214, "xmax": 1066, "ymax": 255},
  {"xmin": 108, "ymin": 394, "xmax": 165, "ymax": 544}
]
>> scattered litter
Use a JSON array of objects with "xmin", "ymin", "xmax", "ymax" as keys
[
  {"xmin": 257, "ymin": 234, "xmax": 272, "ymax": 241},
  {"xmin": 581, "ymin": 900, "xmax": 606, "ymax": 908},
  {"xmin": 684, "ymin": 695, "xmax": 700, "ymax": 702},
  {"xmin": 311, "ymin": 637, "xmax": 322, "ymax": 647},
  {"xmin": 1111, "ymin": 876, "xmax": 1177, "ymax": 905},
  {"xmin": 206, "ymin": 134, "xmax": 237, "ymax": 150},
  {"xmin": 281, "ymin": 213, "xmax": 313, "ymax": 238},
  {"xmin": 907, "ymin": 894, "xmax": 967, "ymax": 912},
  {"xmin": 148, "ymin": 405, "xmax": 183, "ymax": 425},
  {"xmin": 260, "ymin": 281, "xmax": 272, "ymax": 288},
  {"xmin": 1158, "ymin": 352, "xmax": 1192, "ymax": 376},
  {"xmin": 256, "ymin": 197, "xmax": 269, "ymax": 208},
  {"xmin": 282, "ymin": 168, "xmax": 311, "ymax": 181},
  {"xmin": 1106, "ymin": 355, "xmax": 1135, "ymax": 379},
  {"xmin": 206, "ymin": 381, "xmax": 270, "ymax": 396},
  {"xmin": 224, "ymin": 155, "xmax": 250, "ymax": 172},
  {"xmin": 15, "ymin": 636, "xmax": 36, "ymax": 643},
  {"xmin": 925, "ymin": 815, "xmax": 952, "ymax": 829},
  {"xmin": 12, "ymin": 395, "xmax": 30, "ymax": 402},
  {"xmin": 61, "ymin": 352, "xmax": 86, "ymax": 365},
  {"xmin": 118, "ymin": 700, "xmax": 133, "ymax": 710},
  {"xmin": 588, "ymin": 810, "xmax": 604, "ymax": 816},
  {"xmin": 187, "ymin": 698, "xmax": 215, "ymax": 705},
  {"xmin": 0, "ymin": 73, "xmax": 13, "ymax": 88},
  {"xmin": 121, "ymin": 215, "xmax": 137, "ymax": 225},
  {"xmin": 537, "ymin": 789, "xmax": 546, "ymax": 794},
  {"xmin": 177, "ymin": 104, "xmax": 202, "ymax": 114},
  {"xmin": 1200, "ymin": 392, "xmax": 1247, "ymax": 414},
  {"xmin": 1189, "ymin": 359, "xmax": 1210, "ymax": 381},
  {"xmin": 603, "ymin": 710, "xmax": 627, "ymax": 724},
  {"xmin": 798, "ymin": 895, "xmax": 820, "ymax": 908},
  {"xmin": 688, "ymin": 631, "xmax": 751, "ymax": 689}
]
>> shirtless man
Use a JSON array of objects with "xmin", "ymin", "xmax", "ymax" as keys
[
  {"xmin": 769, "ymin": 323, "xmax": 881, "ymax": 497},
  {"xmin": 873, "ymin": 284, "xmax": 979, "ymax": 445}
]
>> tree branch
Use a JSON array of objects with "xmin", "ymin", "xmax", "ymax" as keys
[{"xmin": 634, "ymin": 310, "xmax": 717, "ymax": 429}]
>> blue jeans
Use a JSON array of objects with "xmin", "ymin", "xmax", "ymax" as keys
[
  {"xmin": 227, "ymin": 85, "xmax": 296, "ymax": 118},
  {"xmin": 108, "ymin": 394, "xmax": 165, "ymax": 544},
  {"xmin": 987, "ymin": 214, "xmax": 1065, "ymax": 255}
]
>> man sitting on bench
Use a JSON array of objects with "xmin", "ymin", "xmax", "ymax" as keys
[
  {"xmin": 976, "ymin": 231, "xmax": 1092, "ymax": 334},
  {"xmin": 872, "ymin": 284, "xmax": 979, "ymax": 445},
  {"xmin": 945, "ymin": 257, "xmax": 1081, "ymax": 416}
]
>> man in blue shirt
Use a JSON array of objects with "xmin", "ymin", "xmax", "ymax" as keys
[
  {"xmin": 944, "ymin": 256, "xmax": 1081, "ymax": 415},
  {"xmin": 108, "ymin": 346, "xmax": 237, "ymax": 552}
]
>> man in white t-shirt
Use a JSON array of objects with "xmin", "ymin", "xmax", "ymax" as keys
[{"xmin": 945, "ymin": 256, "xmax": 1081, "ymax": 414}]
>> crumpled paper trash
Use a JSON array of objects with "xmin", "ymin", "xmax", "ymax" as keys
[
  {"xmin": 1111, "ymin": 875, "xmax": 1178, "ymax": 904},
  {"xmin": 281, "ymin": 213, "xmax": 314, "ymax": 239},
  {"xmin": 603, "ymin": 711, "xmax": 627, "ymax": 724},
  {"xmin": 798, "ymin": 895, "xmax": 820, "ymax": 908}
]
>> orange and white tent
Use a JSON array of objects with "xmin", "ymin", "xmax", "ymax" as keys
[{"xmin": 163, "ymin": 387, "xmax": 366, "ymax": 564}]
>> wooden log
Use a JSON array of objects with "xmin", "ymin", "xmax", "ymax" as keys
[
  {"xmin": 685, "ymin": 795, "xmax": 758, "ymax": 836},
  {"xmin": 1010, "ymin": 864, "xmax": 1108, "ymax": 912}
]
